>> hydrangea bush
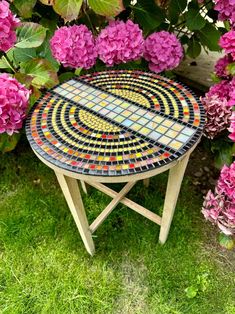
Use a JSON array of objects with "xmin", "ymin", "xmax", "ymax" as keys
[
  {"xmin": 0, "ymin": 0, "xmax": 224, "ymax": 154},
  {"xmin": 201, "ymin": 1, "xmax": 235, "ymax": 247}
]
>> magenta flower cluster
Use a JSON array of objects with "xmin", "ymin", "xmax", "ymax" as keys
[
  {"xmin": 215, "ymin": 55, "xmax": 232, "ymax": 78},
  {"xmin": 144, "ymin": 31, "xmax": 183, "ymax": 73},
  {"xmin": 214, "ymin": 0, "xmax": 235, "ymax": 26},
  {"xmin": 0, "ymin": 74, "xmax": 30, "ymax": 135},
  {"xmin": 0, "ymin": 0, "xmax": 20, "ymax": 52},
  {"xmin": 50, "ymin": 25, "xmax": 97, "ymax": 69},
  {"xmin": 201, "ymin": 29, "xmax": 235, "ymax": 139},
  {"xmin": 202, "ymin": 162, "xmax": 235, "ymax": 235},
  {"xmin": 97, "ymin": 20, "xmax": 144, "ymax": 66},
  {"xmin": 219, "ymin": 30, "xmax": 235, "ymax": 60},
  {"xmin": 201, "ymin": 94, "xmax": 231, "ymax": 138},
  {"xmin": 50, "ymin": 21, "xmax": 183, "ymax": 73},
  {"xmin": 201, "ymin": 80, "xmax": 232, "ymax": 138},
  {"xmin": 228, "ymin": 111, "xmax": 235, "ymax": 141}
]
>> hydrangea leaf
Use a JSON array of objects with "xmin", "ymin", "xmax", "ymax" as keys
[
  {"xmin": 219, "ymin": 234, "xmax": 235, "ymax": 250},
  {"xmin": 16, "ymin": 23, "xmax": 47, "ymax": 49},
  {"xmin": 133, "ymin": 0, "xmax": 165, "ymax": 33},
  {"xmin": 187, "ymin": 38, "xmax": 201, "ymax": 58},
  {"xmin": 13, "ymin": 48, "xmax": 37, "ymax": 63},
  {"xmin": 20, "ymin": 58, "xmax": 59, "ymax": 89},
  {"xmin": 168, "ymin": 0, "xmax": 187, "ymax": 25},
  {"xmin": 13, "ymin": 0, "xmax": 37, "ymax": 18},
  {"xmin": 88, "ymin": 0, "xmax": 124, "ymax": 17},
  {"xmin": 0, "ymin": 133, "xmax": 21, "ymax": 153},
  {"xmin": 59, "ymin": 72, "xmax": 75, "ymax": 83},
  {"xmin": 53, "ymin": 0, "xmax": 83, "ymax": 22},
  {"xmin": 0, "ymin": 57, "xmax": 12, "ymax": 70},
  {"xmin": 185, "ymin": 8, "xmax": 206, "ymax": 31},
  {"xmin": 198, "ymin": 23, "xmax": 221, "ymax": 51}
]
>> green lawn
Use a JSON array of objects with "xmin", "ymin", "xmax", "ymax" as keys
[{"xmin": 0, "ymin": 138, "xmax": 234, "ymax": 314}]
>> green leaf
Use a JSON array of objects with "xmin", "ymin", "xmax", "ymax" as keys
[
  {"xmin": 219, "ymin": 234, "xmax": 235, "ymax": 250},
  {"xmin": 180, "ymin": 35, "xmax": 189, "ymax": 45},
  {"xmin": 75, "ymin": 68, "xmax": 82, "ymax": 76},
  {"xmin": 198, "ymin": 23, "xmax": 221, "ymax": 51},
  {"xmin": 53, "ymin": 0, "xmax": 83, "ymax": 22},
  {"xmin": 37, "ymin": 40, "xmax": 59, "ymax": 72},
  {"xmin": 133, "ymin": 0, "xmax": 165, "ymax": 33},
  {"xmin": 13, "ymin": 0, "xmax": 37, "ymax": 18},
  {"xmin": 0, "ymin": 57, "xmax": 12, "ymax": 70},
  {"xmin": 187, "ymin": 38, "xmax": 201, "ymax": 58},
  {"xmin": 16, "ymin": 23, "xmax": 47, "ymax": 49},
  {"xmin": 88, "ymin": 0, "xmax": 124, "ymax": 17},
  {"xmin": 59, "ymin": 72, "xmax": 75, "ymax": 83},
  {"xmin": 13, "ymin": 48, "xmax": 37, "ymax": 63},
  {"xmin": 185, "ymin": 286, "xmax": 198, "ymax": 299},
  {"xmin": 214, "ymin": 144, "xmax": 233, "ymax": 169},
  {"xmin": 0, "ymin": 133, "xmax": 21, "ymax": 153},
  {"xmin": 227, "ymin": 62, "xmax": 235, "ymax": 76},
  {"xmin": 20, "ymin": 58, "xmax": 59, "ymax": 89},
  {"xmin": 185, "ymin": 8, "xmax": 206, "ymax": 31},
  {"xmin": 210, "ymin": 72, "xmax": 221, "ymax": 83},
  {"xmin": 168, "ymin": 0, "xmax": 187, "ymax": 25}
]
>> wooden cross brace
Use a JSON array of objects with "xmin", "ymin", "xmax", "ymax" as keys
[{"xmin": 55, "ymin": 152, "xmax": 190, "ymax": 256}]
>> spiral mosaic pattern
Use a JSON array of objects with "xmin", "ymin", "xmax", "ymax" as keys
[{"xmin": 26, "ymin": 70, "xmax": 205, "ymax": 177}]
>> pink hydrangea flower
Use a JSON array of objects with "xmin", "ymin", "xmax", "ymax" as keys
[
  {"xmin": 206, "ymin": 80, "xmax": 231, "ymax": 101},
  {"xmin": 219, "ymin": 30, "xmax": 235, "ymax": 60},
  {"xmin": 218, "ymin": 162, "xmax": 235, "ymax": 201},
  {"xmin": 0, "ymin": 73, "xmax": 30, "ymax": 135},
  {"xmin": 214, "ymin": 0, "xmax": 235, "ymax": 26},
  {"xmin": 96, "ymin": 20, "xmax": 144, "ymax": 66},
  {"xmin": 144, "ymin": 31, "xmax": 183, "ymax": 73},
  {"xmin": 50, "ymin": 25, "xmax": 97, "ymax": 69},
  {"xmin": 215, "ymin": 55, "xmax": 232, "ymax": 78},
  {"xmin": 202, "ymin": 188, "xmax": 235, "ymax": 235},
  {"xmin": 228, "ymin": 111, "xmax": 235, "ymax": 141},
  {"xmin": 228, "ymin": 77, "xmax": 235, "ymax": 106},
  {"xmin": 0, "ymin": 0, "xmax": 20, "ymax": 52},
  {"xmin": 201, "ymin": 94, "xmax": 232, "ymax": 138}
]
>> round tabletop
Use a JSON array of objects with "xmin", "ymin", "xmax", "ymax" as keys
[{"xmin": 26, "ymin": 70, "xmax": 205, "ymax": 180}]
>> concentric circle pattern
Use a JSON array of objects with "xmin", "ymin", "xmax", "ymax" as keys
[{"xmin": 26, "ymin": 70, "xmax": 205, "ymax": 177}]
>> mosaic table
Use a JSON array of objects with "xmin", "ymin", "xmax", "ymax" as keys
[{"xmin": 26, "ymin": 70, "xmax": 205, "ymax": 255}]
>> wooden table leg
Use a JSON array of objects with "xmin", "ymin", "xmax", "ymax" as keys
[
  {"xmin": 143, "ymin": 178, "xmax": 150, "ymax": 188},
  {"xmin": 159, "ymin": 153, "xmax": 190, "ymax": 244},
  {"xmin": 80, "ymin": 180, "xmax": 88, "ymax": 195},
  {"xmin": 55, "ymin": 172, "xmax": 95, "ymax": 255}
]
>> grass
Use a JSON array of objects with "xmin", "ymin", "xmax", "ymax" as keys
[{"xmin": 0, "ymin": 138, "xmax": 235, "ymax": 314}]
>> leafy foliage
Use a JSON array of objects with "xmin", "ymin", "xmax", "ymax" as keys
[{"xmin": 0, "ymin": 0, "xmax": 225, "ymax": 151}]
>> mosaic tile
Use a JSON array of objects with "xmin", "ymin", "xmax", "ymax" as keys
[{"xmin": 26, "ymin": 70, "xmax": 205, "ymax": 177}]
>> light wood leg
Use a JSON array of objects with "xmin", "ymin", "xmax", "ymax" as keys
[
  {"xmin": 143, "ymin": 178, "xmax": 150, "ymax": 188},
  {"xmin": 55, "ymin": 172, "xmax": 95, "ymax": 255},
  {"xmin": 159, "ymin": 153, "xmax": 190, "ymax": 244},
  {"xmin": 80, "ymin": 180, "xmax": 88, "ymax": 195}
]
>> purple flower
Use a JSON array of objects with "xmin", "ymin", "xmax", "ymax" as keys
[
  {"xmin": 218, "ymin": 162, "xmax": 235, "ymax": 201},
  {"xmin": 0, "ymin": 74, "xmax": 30, "ymax": 135},
  {"xmin": 214, "ymin": 0, "xmax": 235, "ymax": 26},
  {"xmin": 50, "ymin": 25, "xmax": 97, "ymax": 69},
  {"xmin": 201, "ymin": 94, "xmax": 232, "ymax": 138},
  {"xmin": 219, "ymin": 30, "xmax": 235, "ymax": 60},
  {"xmin": 228, "ymin": 77, "xmax": 235, "ymax": 106},
  {"xmin": 144, "ymin": 31, "xmax": 183, "ymax": 73},
  {"xmin": 215, "ymin": 55, "xmax": 232, "ymax": 78},
  {"xmin": 97, "ymin": 20, "xmax": 144, "ymax": 66},
  {"xmin": 228, "ymin": 111, "xmax": 235, "ymax": 141},
  {"xmin": 0, "ymin": 0, "xmax": 20, "ymax": 52},
  {"xmin": 206, "ymin": 80, "xmax": 231, "ymax": 100},
  {"xmin": 202, "ymin": 188, "xmax": 235, "ymax": 235}
]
